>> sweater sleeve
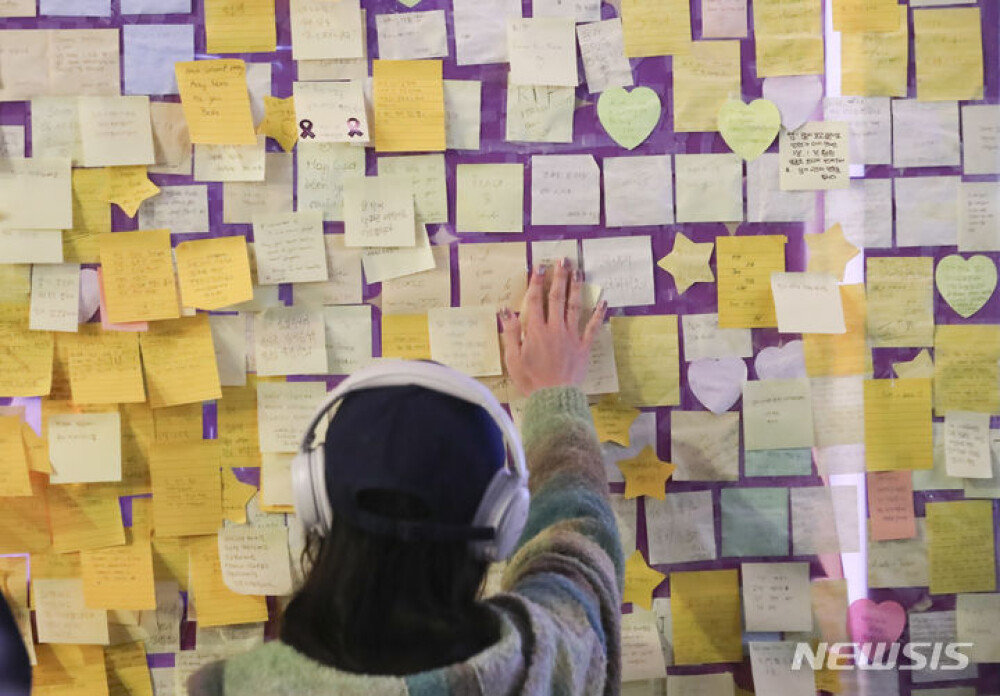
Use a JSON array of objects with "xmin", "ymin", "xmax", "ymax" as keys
[{"xmin": 500, "ymin": 387, "xmax": 624, "ymax": 686}]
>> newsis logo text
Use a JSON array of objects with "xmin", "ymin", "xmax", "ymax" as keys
[{"xmin": 792, "ymin": 642, "xmax": 974, "ymax": 672}]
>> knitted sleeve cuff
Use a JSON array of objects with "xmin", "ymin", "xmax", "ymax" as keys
[{"xmin": 521, "ymin": 386, "xmax": 593, "ymax": 445}]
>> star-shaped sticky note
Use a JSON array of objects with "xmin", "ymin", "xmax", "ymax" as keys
[
  {"xmin": 623, "ymin": 550, "xmax": 665, "ymax": 610},
  {"xmin": 893, "ymin": 349, "xmax": 934, "ymax": 379},
  {"xmin": 805, "ymin": 223, "xmax": 859, "ymax": 279},
  {"xmin": 590, "ymin": 395, "xmax": 640, "ymax": 447},
  {"xmin": 107, "ymin": 166, "xmax": 160, "ymax": 218},
  {"xmin": 616, "ymin": 446, "xmax": 676, "ymax": 500},
  {"xmin": 657, "ymin": 233, "xmax": 714, "ymax": 294},
  {"xmin": 256, "ymin": 96, "xmax": 299, "ymax": 153}
]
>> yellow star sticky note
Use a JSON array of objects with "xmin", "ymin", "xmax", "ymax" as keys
[
  {"xmin": 617, "ymin": 446, "xmax": 676, "ymax": 500},
  {"xmin": 894, "ymin": 349, "xmax": 935, "ymax": 380},
  {"xmin": 657, "ymin": 233, "xmax": 714, "ymax": 294},
  {"xmin": 623, "ymin": 550, "xmax": 665, "ymax": 610},
  {"xmin": 590, "ymin": 395, "xmax": 640, "ymax": 447},
  {"xmin": 107, "ymin": 166, "xmax": 160, "ymax": 218},
  {"xmin": 805, "ymin": 223, "xmax": 859, "ymax": 279},
  {"xmin": 256, "ymin": 96, "xmax": 299, "ymax": 153}
]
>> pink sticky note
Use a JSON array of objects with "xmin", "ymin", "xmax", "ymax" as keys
[
  {"xmin": 848, "ymin": 598, "xmax": 906, "ymax": 647},
  {"xmin": 867, "ymin": 470, "xmax": 916, "ymax": 541},
  {"xmin": 97, "ymin": 269, "xmax": 148, "ymax": 332}
]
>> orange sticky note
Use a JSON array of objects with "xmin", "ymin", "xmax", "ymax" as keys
[
  {"xmin": 622, "ymin": 550, "xmax": 665, "ymax": 610},
  {"xmin": 864, "ymin": 378, "xmax": 933, "ymax": 472},
  {"xmin": 0, "ymin": 301, "xmax": 54, "ymax": 397},
  {"xmin": 0, "ymin": 472, "xmax": 51, "ymax": 554},
  {"xmin": 64, "ymin": 167, "xmax": 111, "ymax": 264},
  {"xmin": 21, "ymin": 420, "xmax": 50, "ymax": 474},
  {"xmin": 671, "ymin": 569, "xmax": 743, "ymax": 665},
  {"xmin": 590, "ymin": 395, "xmax": 640, "ymax": 447},
  {"xmin": 0, "ymin": 416, "xmax": 32, "ymax": 497},
  {"xmin": 67, "ymin": 326, "xmax": 146, "ymax": 405},
  {"xmin": 866, "ymin": 470, "xmax": 916, "ymax": 542},
  {"xmin": 927, "ymin": 499, "xmax": 996, "ymax": 595},
  {"xmin": 98, "ymin": 229, "xmax": 180, "ymax": 324},
  {"xmin": 153, "ymin": 403, "xmax": 204, "ymax": 443},
  {"xmin": 804, "ymin": 284, "xmax": 868, "ymax": 377},
  {"xmin": 205, "ymin": 0, "xmax": 276, "ymax": 54},
  {"xmin": 716, "ymin": 235, "xmax": 786, "ymax": 328},
  {"xmin": 80, "ymin": 534, "xmax": 156, "ymax": 611},
  {"xmin": 256, "ymin": 95, "xmax": 299, "ymax": 152},
  {"xmin": 152, "ymin": 536, "xmax": 190, "ymax": 590},
  {"xmin": 175, "ymin": 60, "xmax": 258, "ymax": 145},
  {"xmin": 617, "ymin": 446, "xmax": 676, "ymax": 500},
  {"xmin": 149, "ymin": 441, "xmax": 223, "ymax": 538},
  {"xmin": 47, "ymin": 483, "xmax": 126, "ymax": 554},
  {"xmin": 140, "ymin": 315, "xmax": 222, "ymax": 408},
  {"xmin": 188, "ymin": 534, "xmax": 269, "ymax": 627},
  {"xmin": 218, "ymin": 384, "xmax": 262, "ymax": 469},
  {"xmin": 373, "ymin": 60, "xmax": 446, "ymax": 153},
  {"xmin": 381, "ymin": 314, "xmax": 432, "ymax": 360},
  {"xmin": 104, "ymin": 642, "xmax": 154, "ymax": 696},
  {"xmin": 119, "ymin": 403, "xmax": 154, "ymax": 496},
  {"xmin": 175, "ymin": 236, "xmax": 254, "ymax": 311},
  {"xmin": 33, "ymin": 644, "xmax": 108, "ymax": 696}
]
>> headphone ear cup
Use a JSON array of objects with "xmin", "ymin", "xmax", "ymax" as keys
[
  {"xmin": 292, "ymin": 446, "xmax": 330, "ymax": 535},
  {"xmin": 491, "ymin": 484, "xmax": 530, "ymax": 562},
  {"xmin": 471, "ymin": 470, "xmax": 530, "ymax": 562}
]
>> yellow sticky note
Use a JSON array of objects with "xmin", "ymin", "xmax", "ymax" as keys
[
  {"xmin": 617, "ymin": 446, "xmax": 676, "ymax": 500},
  {"xmin": 623, "ymin": 550, "xmax": 665, "ymax": 610},
  {"xmin": 805, "ymin": 224, "xmax": 859, "ymax": 278},
  {"xmin": 752, "ymin": 0, "xmax": 824, "ymax": 77},
  {"xmin": 47, "ymin": 483, "xmax": 126, "ymax": 554},
  {"xmin": 803, "ymin": 284, "xmax": 869, "ymax": 377},
  {"xmin": 140, "ymin": 315, "xmax": 223, "ymax": 408},
  {"xmin": 219, "ymin": 384, "xmax": 262, "ymax": 469},
  {"xmin": 104, "ymin": 642, "xmax": 154, "ymax": 696},
  {"xmin": 913, "ymin": 8, "xmax": 983, "ymax": 102},
  {"xmin": 107, "ymin": 165, "xmax": 160, "ymax": 218},
  {"xmin": 673, "ymin": 41, "xmax": 741, "ymax": 132},
  {"xmin": 0, "ymin": 302, "xmax": 54, "ymax": 397},
  {"xmin": 0, "ymin": 416, "xmax": 32, "ymax": 497},
  {"xmin": 152, "ymin": 537, "xmax": 189, "ymax": 589},
  {"xmin": 153, "ymin": 403, "xmax": 204, "ymax": 443},
  {"xmin": 0, "ymin": 473, "xmax": 51, "ymax": 554},
  {"xmin": 934, "ymin": 324, "xmax": 1000, "ymax": 416},
  {"xmin": 927, "ymin": 500, "xmax": 996, "ymax": 595},
  {"xmin": 864, "ymin": 378, "xmax": 933, "ymax": 472},
  {"xmin": 175, "ymin": 236, "xmax": 254, "ymax": 311},
  {"xmin": 188, "ymin": 534, "xmax": 269, "ymax": 627},
  {"xmin": 381, "ymin": 314, "xmax": 432, "ymax": 360},
  {"xmin": 620, "ymin": 0, "xmax": 692, "ymax": 58},
  {"xmin": 175, "ymin": 60, "xmax": 258, "ymax": 146},
  {"xmin": 841, "ymin": 6, "xmax": 908, "ymax": 97},
  {"xmin": 222, "ymin": 467, "xmax": 257, "ymax": 525},
  {"xmin": 33, "ymin": 644, "xmax": 108, "ymax": 696},
  {"xmin": 64, "ymin": 167, "xmax": 111, "ymax": 264},
  {"xmin": 590, "ymin": 396, "xmax": 640, "ymax": 447},
  {"xmin": 80, "ymin": 534, "xmax": 156, "ymax": 611},
  {"xmin": 256, "ymin": 96, "xmax": 299, "ymax": 152},
  {"xmin": 98, "ymin": 229, "xmax": 179, "ymax": 324},
  {"xmin": 866, "ymin": 256, "xmax": 934, "ymax": 348},
  {"xmin": 716, "ymin": 235, "xmax": 786, "ymax": 328},
  {"xmin": 149, "ymin": 441, "xmax": 223, "ymax": 538},
  {"xmin": 671, "ymin": 569, "xmax": 743, "ymax": 665},
  {"xmin": 832, "ymin": 0, "xmax": 899, "ymax": 33},
  {"xmin": 118, "ymin": 404, "xmax": 154, "ymax": 496},
  {"xmin": 894, "ymin": 349, "xmax": 934, "ymax": 380},
  {"xmin": 67, "ymin": 326, "xmax": 146, "ymax": 405},
  {"xmin": 205, "ymin": 0, "xmax": 276, "ymax": 53},
  {"xmin": 373, "ymin": 59, "xmax": 446, "ymax": 153},
  {"xmin": 129, "ymin": 496, "xmax": 152, "ymax": 540},
  {"xmin": 455, "ymin": 163, "xmax": 525, "ymax": 233},
  {"xmin": 611, "ymin": 315, "xmax": 680, "ymax": 407},
  {"xmin": 657, "ymin": 233, "xmax": 715, "ymax": 295},
  {"xmin": 21, "ymin": 420, "xmax": 50, "ymax": 474}
]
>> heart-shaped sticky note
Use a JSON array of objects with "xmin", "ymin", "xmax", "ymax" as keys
[
  {"xmin": 688, "ymin": 357, "xmax": 747, "ymax": 414},
  {"xmin": 398, "ymin": 0, "xmax": 421, "ymax": 6},
  {"xmin": 717, "ymin": 98, "xmax": 781, "ymax": 161},
  {"xmin": 762, "ymin": 76, "xmax": 823, "ymax": 132},
  {"xmin": 754, "ymin": 340, "xmax": 806, "ymax": 380},
  {"xmin": 78, "ymin": 268, "xmax": 101, "ymax": 323},
  {"xmin": 597, "ymin": 87, "xmax": 661, "ymax": 150},
  {"xmin": 935, "ymin": 254, "xmax": 998, "ymax": 319},
  {"xmin": 848, "ymin": 598, "xmax": 906, "ymax": 647}
]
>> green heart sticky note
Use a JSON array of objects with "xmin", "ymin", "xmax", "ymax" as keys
[
  {"xmin": 398, "ymin": 0, "xmax": 422, "ymax": 6},
  {"xmin": 717, "ymin": 98, "xmax": 781, "ymax": 162},
  {"xmin": 935, "ymin": 254, "xmax": 998, "ymax": 318},
  {"xmin": 597, "ymin": 87, "xmax": 661, "ymax": 150}
]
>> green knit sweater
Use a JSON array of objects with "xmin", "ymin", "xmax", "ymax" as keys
[{"xmin": 187, "ymin": 386, "xmax": 624, "ymax": 695}]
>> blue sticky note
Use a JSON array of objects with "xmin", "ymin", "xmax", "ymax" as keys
[
  {"xmin": 720, "ymin": 487, "xmax": 789, "ymax": 557},
  {"xmin": 744, "ymin": 449, "xmax": 813, "ymax": 477},
  {"xmin": 40, "ymin": 0, "xmax": 111, "ymax": 15},
  {"xmin": 122, "ymin": 0, "xmax": 191, "ymax": 13},
  {"xmin": 123, "ymin": 24, "xmax": 195, "ymax": 96}
]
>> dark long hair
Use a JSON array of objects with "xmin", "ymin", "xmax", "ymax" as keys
[{"xmin": 280, "ymin": 491, "xmax": 499, "ymax": 676}]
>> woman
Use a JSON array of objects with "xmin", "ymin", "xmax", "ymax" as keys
[{"xmin": 189, "ymin": 259, "xmax": 622, "ymax": 695}]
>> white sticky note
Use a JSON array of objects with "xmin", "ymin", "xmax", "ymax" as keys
[
  {"xmin": 0, "ymin": 230, "xmax": 64, "ymax": 264},
  {"xmin": 505, "ymin": 85, "xmax": 575, "ymax": 144},
  {"xmin": 577, "ymin": 19, "xmax": 633, "ymax": 93},
  {"xmin": 0, "ymin": 125, "xmax": 25, "ymax": 157},
  {"xmin": 778, "ymin": 121, "xmax": 849, "ymax": 191},
  {"xmin": 290, "ymin": 0, "xmax": 364, "ymax": 60},
  {"xmin": 742, "ymin": 562, "xmax": 812, "ymax": 632},
  {"xmin": 218, "ymin": 525, "xmax": 294, "ymax": 596},
  {"xmin": 822, "ymin": 96, "xmax": 891, "ymax": 166},
  {"xmin": 342, "ymin": 176, "xmax": 417, "ymax": 248},
  {"xmin": 296, "ymin": 142, "xmax": 366, "ymax": 222},
  {"xmin": 749, "ymin": 642, "xmax": 816, "ymax": 696},
  {"xmin": 149, "ymin": 101, "xmax": 192, "ymax": 176},
  {"xmin": 292, "ymin": 80, "xmax": 369, "ymax": 144},
  {"xmin": 893, "ymin": 176, "xmax": 960, "ymax": 247},
  {"xmin": 122, "ymin": 0, "xmax": 190, "ymax": 12},
  {"xmin": 791, "ymin": 485, "xmax": 860, "ymax": 555},
  {"xmin": 891, "ymin": 100, "xmax": 960, "ymax": 169},
  {"xmin": 293, "ymin": 235, "xmax": 365, "ymax": 307},
  {"xmin": 771, "ymin": 272, "xmax": 846, "ymax": 334},
  {"xmin": 0, "ymin": 158, "xmax": 73, "ymax": 230},
  {"xmin": 377, "ymin": 154, "xmax": 448, "ymax": 224},
  {"xmin": 29, "ymin": 263, "xmax": 80, "ymax": 333},
  {"xmin": 138, "ymin": 185, "xmax": 210, "ymax": 234},
  {"xmin": 257, "ymin": 381, "xmax": 328, "ymax": 454},
  {"xmin": 909, "ymin": 610, "xmax": 978, "ymax": 682},
  {"xmin": 507, "ymin": 17, "xmax": 578, "ymax": 87},
  {"xmin": 40, "ymin": 0, "xmax": 110, "ymax": 15},
  {"xmin": 252, "ymin": 211, "xmax": 329, "ymax": 285},
  {"xmin": 427, "ymin": 306, "xmax": 502, "ymax": 377},
  {"xmin": 621, "ymin": 609, "xmax": 669, "ymax": 682},
  {"xmin": 582, "ymin": 235, "xmax": 655, "ymax": 308},
  {"xmin": 361, "ymin": 223, "xmax": 436, "ymax": 283},
  {"xmin": 254, "ymin": 306, "xmax": 328, "ymax": 377},
  {"xmin": 208, "ymin": 314, "xmax": 247, "ymax": 387},
  {"xmin": 675, "ymin": 153, "xmax": 743, "ymax": 223},
  {"xmin": 957, "ymin": 594, "xmax": 1000, "ymax": 664},
  {"xmin": 743, "ymin": 378, "xmax": 815, "ymax": 450},
  {"xmin": 681, "ymin": 314, "xmax": 753, "ymax": 361},
  {"xmin": 453, "ymin": 0, "xmax": 522, "ymax": 65},
  {"xmin": 78, "ymin": 96, "xmax": 155, "ymax": 167},
  {"xmin": 958, "ymin": 182, "xmax": 1000, "ymax": 252},
  {"xmin": 376, "ymin": 10, "xmax": 448, "ymax": 60},
  {"xmin": 670, "ymin": 411, "xmax": 740, "ymax": 481},
  {"xmin": 962, "ymin": 105, "xmax": 1000, "ymax": 176},
  {"xmin": 531, "ymin": 154, "xmax": 600, "ymax": 226},
  {"xmin": 30, "ymin": 97, "xmax": 82, "ymax": 165},
  {"xmin": 534, "ymin": 0, "xmax": 600, "ymax": 21},
  {"xmin": 824, "ymin": 178, "xmax": 892, "ymax": 249},
  {"xmin": 667, "ymin": 673, "xmax": 736, "ymax": 696},
  {"xmin": 748, "ymin": 153, "xmax": 816, "ymax": 223},
  {"xmin": 444, "ymin": 80, "xmax": 482, "ymax": 150},
  {"xmin": 48, "ymin": 411, "xmax": 122, "ymax": 484},
  {"xmin": 944, "ymin": 411, "xmax": 992, "ymax": 479},
  {"xmin": 603, "ymin": 155, "xmax": 674, "ymax": 227},
  {"xmin": 123, "ymin": 24, "xmax": 194, "ymax": 96},
  {"xmin": 323, "ymin": 305, "xmax": 372, "ymax": 375},
  {"xmin": 33, "ymin": 578, "xmax": 109, "ymax": 645},
  {"xmin": 645, "ymin": 490, "xmax": 716, "ymax": 565},
  {"xmin": 223, "ymin": 152, "xmax": 294, "ymax": 225}
]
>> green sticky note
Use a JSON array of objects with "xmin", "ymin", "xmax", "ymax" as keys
[
  {"xmin": 935, "ymin": 254, "xmax": 997, "ymax": 319},
  {"xmin": 721, "ymin": 487, "xmax": 789, "ymax": 557},
  {"xmin": 744, "ymin": 449, "xmax": 813, "ymax": 477},
  {"xmin": 717, "ymin": 98, "xmax": 781, "ymax": 162},
  {"xmin": 597, "ymin": 86, "xmax": 662, "ymax": 151}
]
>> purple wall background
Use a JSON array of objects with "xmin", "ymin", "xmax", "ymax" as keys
[{"xmin": 1, "ymin": 0, "xmax": 999, "ymax": 691}]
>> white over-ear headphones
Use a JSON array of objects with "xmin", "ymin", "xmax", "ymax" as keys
[{"xmin": 291, "ymin": 359, "xmax": 530, "ymax": 562}]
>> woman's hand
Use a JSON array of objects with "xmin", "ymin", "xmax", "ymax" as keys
[{"xmin": 499, "ymin": 258, "xmax": 608, "ymax": 398}]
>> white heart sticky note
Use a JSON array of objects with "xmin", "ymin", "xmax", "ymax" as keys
[
  {"xmin": 79, "ymin": 268, "xmax": 101, "ymax": 323},
  {"xmin": 762, "ymin": 75, "xmax": 823, "ymax": 132},
  {"xmin": 754, "ymin": 340, "xmax": 806, "ymax": 380},
  {"xmin": 688, "ymin": 357, "xmax": 748, "ymax": 414}
]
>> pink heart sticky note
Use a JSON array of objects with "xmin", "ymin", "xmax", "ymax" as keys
[
  {"xmin": 848, "ymin": 599, "xmax": 906, "ymax": 647},
  {"xmin": 688, "ymin": 357, "xmax": 747, "ymax": 414},
  {"xmin": 754, "ymin": 340, "xmax": 806, "ymax": 380}
]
